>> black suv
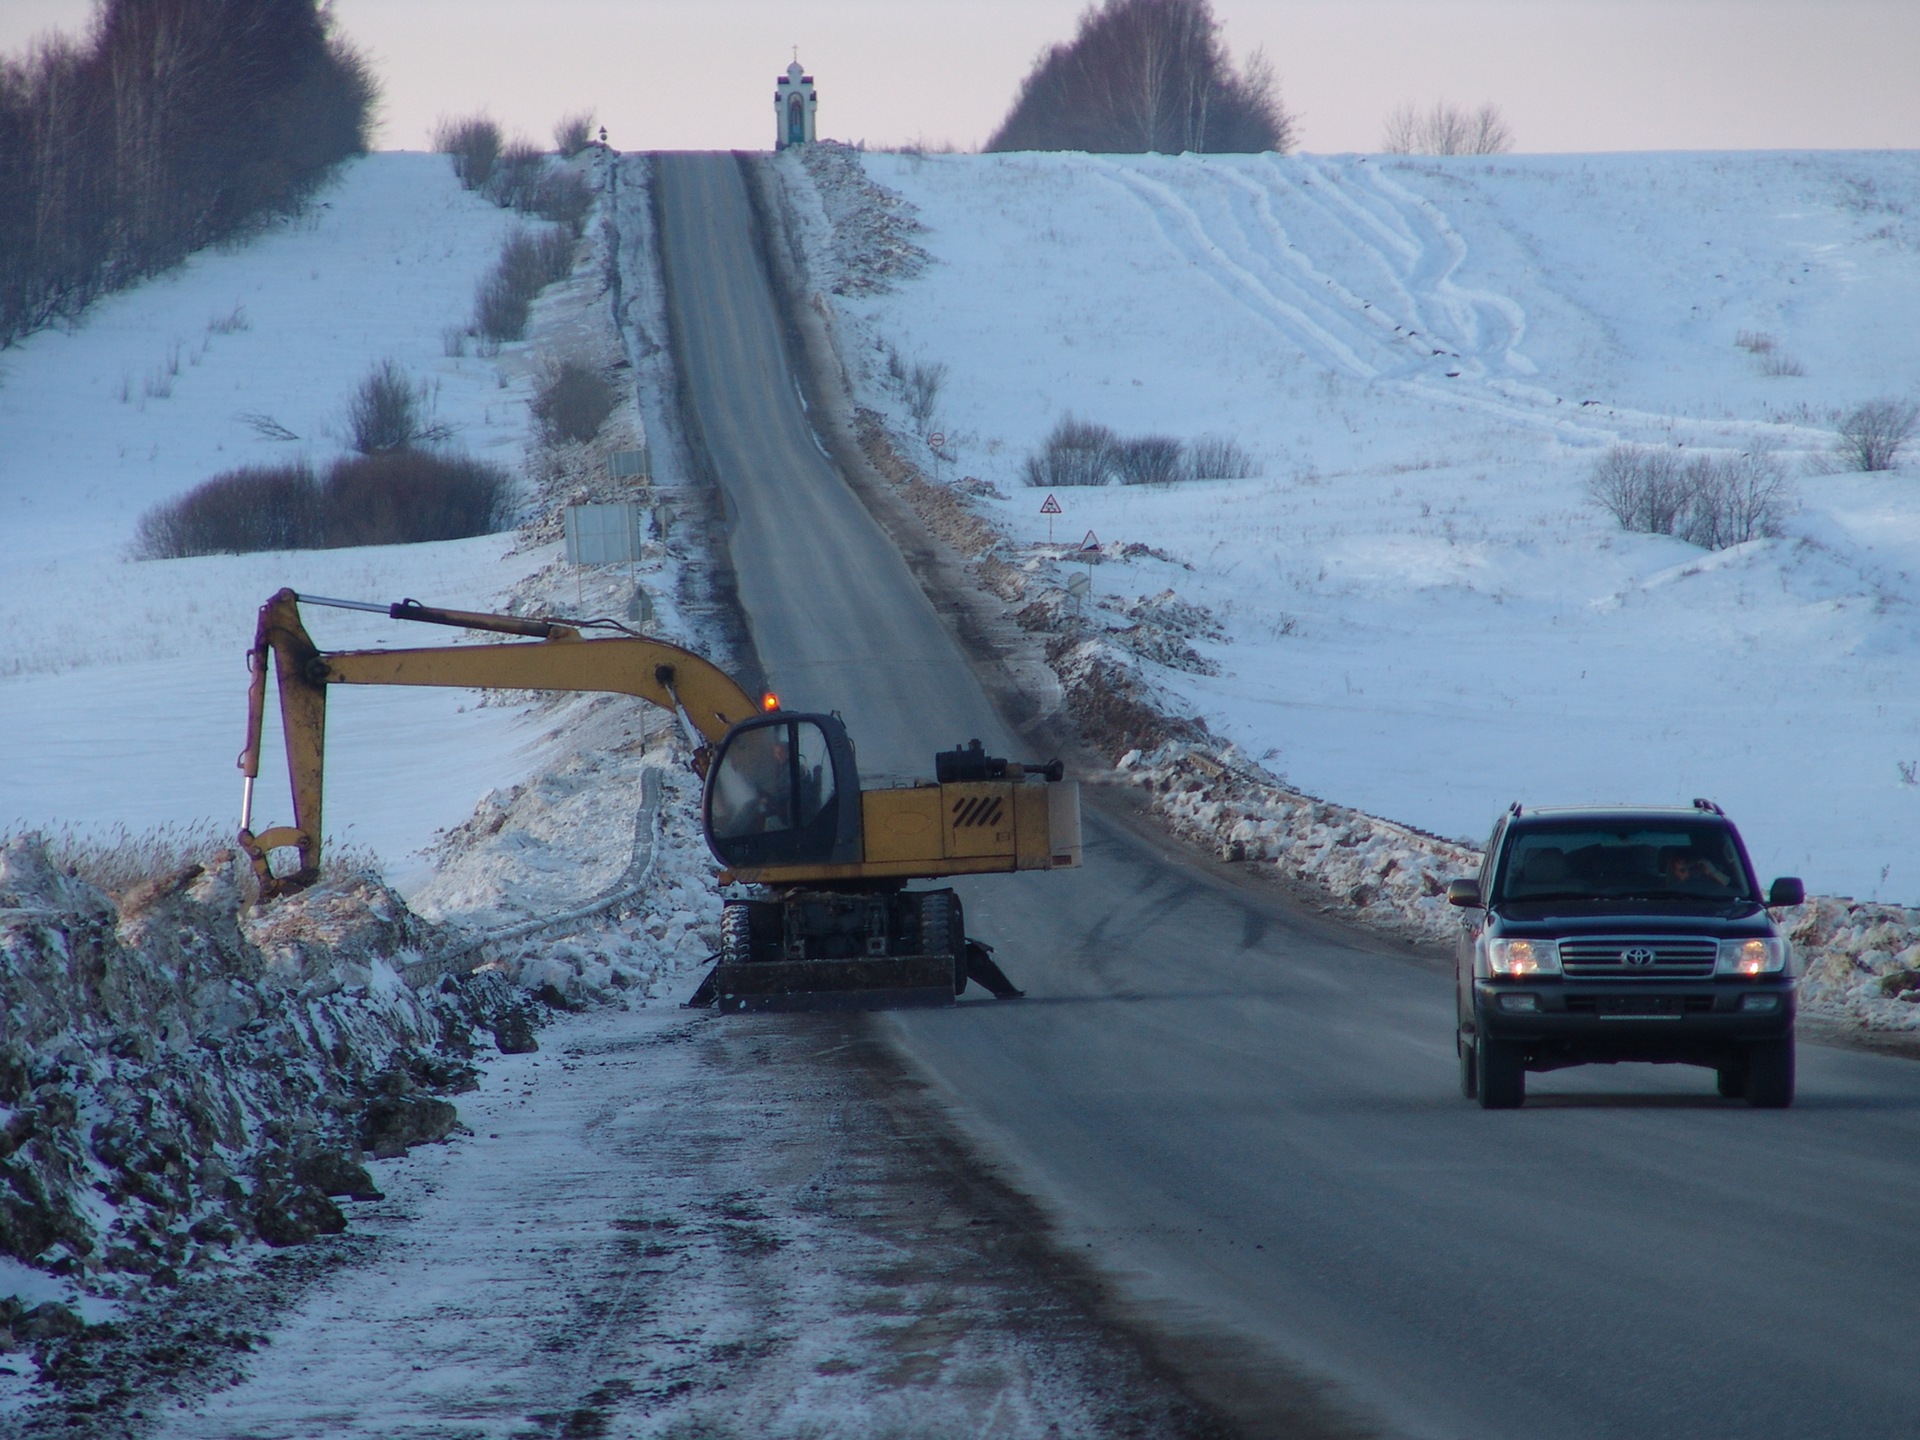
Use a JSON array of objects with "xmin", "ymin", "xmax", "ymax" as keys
[{"xmin": 1450, "ymin": 801, "xmax": 1805, "ymax": 1109}]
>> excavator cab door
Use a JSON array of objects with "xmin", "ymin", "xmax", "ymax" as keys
[{"xmin": 703, "ymin": 712, "xmax": 862, "ymax": 870}]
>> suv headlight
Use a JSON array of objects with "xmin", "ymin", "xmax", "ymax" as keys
[
  {"xmin": 1717, "ymin": 937, "xmax": 1788, "ymax": 976},
  {"xmin": 1487, "ymin": 938, "xmax": 1561, "ymax": 977}
]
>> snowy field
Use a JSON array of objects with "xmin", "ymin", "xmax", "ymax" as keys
[
  {"xmin": 0, "ymin": 154, "xmax": 556, "ymax": 893},
  {"xmin": 828, "ymin": 148, "xmax": 1920, "ymax": 903}
]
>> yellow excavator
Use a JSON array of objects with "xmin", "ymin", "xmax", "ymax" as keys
[{"xmin": 236, "ymin": 589, "xmax": 1080, "ymax": 1010}]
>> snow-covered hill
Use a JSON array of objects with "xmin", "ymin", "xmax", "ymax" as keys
[
  {"xmin": 819, "ymin": 148, "xmax": 1920, "ymax": 903},
  {"xmin": 0, "ymin": 155, "xmax": 553, "ymax": 891}
]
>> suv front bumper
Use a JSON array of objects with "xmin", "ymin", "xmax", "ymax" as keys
[{"xmin": 1473, "ymin": 980, "xmax": 1794, "ymax": 1061}]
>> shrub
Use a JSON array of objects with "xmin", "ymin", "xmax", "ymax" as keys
[
  {"xmin": 485, "ymin": 140, "xmax": 549, "ymax": 211},
  {"xmin": 434, "ymin": 114, "xmax": 502, "ymax": 190},
  {"xmin": 132, "ymin": 452, "xmax": 513, "ymax": 558},
  {"xmin": 320, "ymin": 452, "xmax": 514, "ymax": 546},
  {"xmin": 1836, "ymin": 398, "xmax": 1919, "ymax": 472},
  {"xmin": 346, "ymin": 360, "xmax": 448, "ymax": 454},
  {"xmin": 532, "ymin": 359, "xmax": 617, "ymax": 444},
  {"xmin": 988, "ymin": 0, "xmax": 1293, "ymax": 154},
  {"xmin": 1185, "ymin": 435, "xmax": 1259, "ymax": 479},
  {"xmin": 438, "ymin": 123, "xmax": 594, "ymax": 232},
  {"xmin": 1022, "ymin": 415, "xmax": 1118, "ymax": 486},
  {"xmin": 904, "ymin": 360, "xmax": 947, "ymax": 430},
  {"xmin": 554, "ymin": 112, "xmax": 596, "ymax": 158},
  {"xmin": 473, "ymin": 226, "xmax": 577, "ymax": 343},
  {"xmin": 1020, "ymin": 421, "xmax": 1259, "ymax": 487},
  {"xmin": 1586, "ymin": 446, "xmax": 1793, "ymax": 550},
  {"xmin": 131, "ymin": 462, "xmax": 323, "ymax": 558},
  {"xmin": 1114, "ymin": 435, "xmax": 1185, "ymax": 485},
  {"xmin": 529, "ymin": 168, "xmax": 593, "ymax": 235},
  {"xmin": 1381, "ymin": 101, "xmax": 1512, "ymax": 156}
]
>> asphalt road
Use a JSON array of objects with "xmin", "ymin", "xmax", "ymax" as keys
[{"xmin": 650, "ymin": 150, "xmax": 1920, "ymax": 1440}]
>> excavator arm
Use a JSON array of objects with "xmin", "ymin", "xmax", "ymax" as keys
[{"xmin": 237, "ymin": 588, "xmax": 762, "ymax": 894}]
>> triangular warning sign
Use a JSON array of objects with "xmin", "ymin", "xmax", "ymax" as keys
[
  {"xmin": 1039, "ymin": 493, "xmax": 1062, "ymax": 515},
  {"xmin": 1079, "ymin": 530, "xmax": 1100, "ymax": 551}
]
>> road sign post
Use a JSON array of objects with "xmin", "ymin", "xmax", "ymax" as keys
[{"xmin": 1040, "ymin": 491, "xmax": 1061, "ymax": 543}]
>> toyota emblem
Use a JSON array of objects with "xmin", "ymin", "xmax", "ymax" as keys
[{"xmin": 1620, "ymin": 947, "xmax": 1657, "ymax": 966}]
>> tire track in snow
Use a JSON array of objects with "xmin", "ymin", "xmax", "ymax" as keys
[
  {"xmin": 1090, "ymin": 155, "xmax": 1813, "ymax": 458},
  {"xmin": 1085, "ymin": 157, "xmax": 1381, "ymax": 380}
]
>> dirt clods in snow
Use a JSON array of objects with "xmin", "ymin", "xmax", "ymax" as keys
[{"xmin": 0, "ymin": 832, "xmax": 506, "ymax": 1320}]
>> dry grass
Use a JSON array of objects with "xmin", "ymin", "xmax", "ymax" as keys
[
  {"xmin": 6, "ymin": 821, "xmax": 384, "ymax": 901},
  {"xmin": 532, "ymin": 359, "xmax": 617, "ymax": 444}
]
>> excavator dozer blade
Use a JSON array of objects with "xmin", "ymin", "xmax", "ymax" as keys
[{"xmin": 690, "ymin": 954, "xmax": 958, "ymax": 1013}]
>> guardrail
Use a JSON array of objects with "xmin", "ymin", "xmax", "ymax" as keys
[{"xmin": 401, "ymin": 766, "xmax": 667, "ymax": 987}]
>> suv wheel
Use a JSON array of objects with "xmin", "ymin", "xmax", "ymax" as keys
[
  {"xmin": 1458, "ymin": 1034, "xmax": 1478, "ymax": 1100},
  {"xmin": 1715, "ymin": 1054, "xmax": 1747, "ymax": 1100},
  {"xmin": 1476, "ymin": 1035, "xmax": 1525, "ymax": 1109},
  {"xmin": 1744, "ymin": 1037, "xmax": 1795, "ymax": 1109}
]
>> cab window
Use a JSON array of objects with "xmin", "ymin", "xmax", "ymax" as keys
[{"xmin": 705, "ymin": 716, "xmax": 849, "ymax": 868}]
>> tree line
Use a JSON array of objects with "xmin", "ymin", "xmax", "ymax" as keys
[
  {"xmin": 0, "ymin": 0, "xmax": 374, "ymax": 347},
  {"xmin": 989, "ymin": 0, "xmax": 1294, "ymax": 155}
]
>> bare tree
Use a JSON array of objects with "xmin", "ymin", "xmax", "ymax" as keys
[
  {"xmin": 0, "ymin": 0, "xmax": 374, "ymax": 348},
  {"xmin": 1586, "ymin": 446, "xmax": 1793, "ymax": 549},
  {"xmin": 1381, "ymin": 100, "xmax": 1512, "ymax": 156},
  {"xmin": 1836, "ymin": 398, "xmax": 1919, "ymax": 472},
  {"xmin": 553, "ymin": 111, "xmax": 595, "ymax": 157},
  {"xmin": 989, "ymin": 0, "xmax": 1294, "ymax": 155}
]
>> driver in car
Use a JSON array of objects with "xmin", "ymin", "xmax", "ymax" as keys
[
  {"xmin": 1661, "ymin": 848, "xmax": 1731, "ymax": 893},
  {"xmin": 710, "ymin": 727, "xmax": 792, "ymax": 836}
]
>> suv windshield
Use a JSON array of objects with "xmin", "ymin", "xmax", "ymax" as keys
[{"xmin": 1494, "ymin": 821, "xmax": 1755, "ymax": 905}]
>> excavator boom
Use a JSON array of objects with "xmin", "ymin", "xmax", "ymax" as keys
[
  {"xmin": 237, "ymin": 588, "xmax": 760, "ymax": 893},
  {"xmin": 235, "ymin": 589, "xmax": 1079, "ymax": 1009}
]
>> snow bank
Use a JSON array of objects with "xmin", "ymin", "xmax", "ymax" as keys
[{"xmin": 0, "ymin": 833, "xmax": 500, "ymax": 1296}]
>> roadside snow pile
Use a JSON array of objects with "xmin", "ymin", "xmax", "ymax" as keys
[
  {"xmin": 790, "ymin": 142, "xmax": 930, "ymax": 295},
  {"xmin": 1116, "ymin": 744, "xmax": 1480, "ymax": 943},
  {"xmin": 0, "ymin": 833, "xmax": 512, "ymax": 1315},
  {"xmin": 1788, "ymin": 898, "xmax": 1920, "ymax": 1032}
]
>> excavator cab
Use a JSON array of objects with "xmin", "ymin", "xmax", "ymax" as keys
[{"xmin": 702, "ymin": 712, "xmax": 863, "ymax": 871}]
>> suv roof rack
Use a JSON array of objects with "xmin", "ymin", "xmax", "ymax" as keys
[
  {"xmin": 1507, "ymin": 800, "xmax": 1523, "ymax": 817},
  {"xmin": 1692, "ymin": 797, "xmax": 1725, "ymax": 816}
]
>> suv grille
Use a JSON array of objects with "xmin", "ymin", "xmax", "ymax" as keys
[{"xmin": 1559, "ymin": 937, "xmax": 1718, "ymax": 978}]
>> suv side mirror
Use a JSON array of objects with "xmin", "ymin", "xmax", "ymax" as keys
[
  {"xmin": 1447, "ymin": 878, "xmax": 1482, "ymax": 908},
  {"xmin": 1767, "ymin": 877, "xmax": 1805, "ymax": 908}
]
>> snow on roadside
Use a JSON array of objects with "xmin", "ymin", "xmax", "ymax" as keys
[
  {"xmin": 0, "ymin": 829, "xmax": 513, "ymax": 1423},
  {"xmin": 140, "ymin": 1003, "xmax": 1229, "ymax": 1440},
  {"xmin": 770, "ymin": 143, "xmax": 1920, "ymax": 1035}
]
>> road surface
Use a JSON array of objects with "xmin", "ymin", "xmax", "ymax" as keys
[{"xmin": 651, "ymin": 149, "xmax": 1920, "ymax": 1440}]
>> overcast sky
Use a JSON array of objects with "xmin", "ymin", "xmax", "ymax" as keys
[{"xmin": 4, "ymin": 1, "xmax": 1918, "ymax": 154}]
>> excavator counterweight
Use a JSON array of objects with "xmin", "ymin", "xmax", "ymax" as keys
[{"xmin": 236, "ymin": 591, "xmax": 1079, "ymax": 1009}]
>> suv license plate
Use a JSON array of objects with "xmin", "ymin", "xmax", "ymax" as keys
[{"xmin": 1596, "ymin": 995, "xmax": 1684, "ymax": 1019}]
